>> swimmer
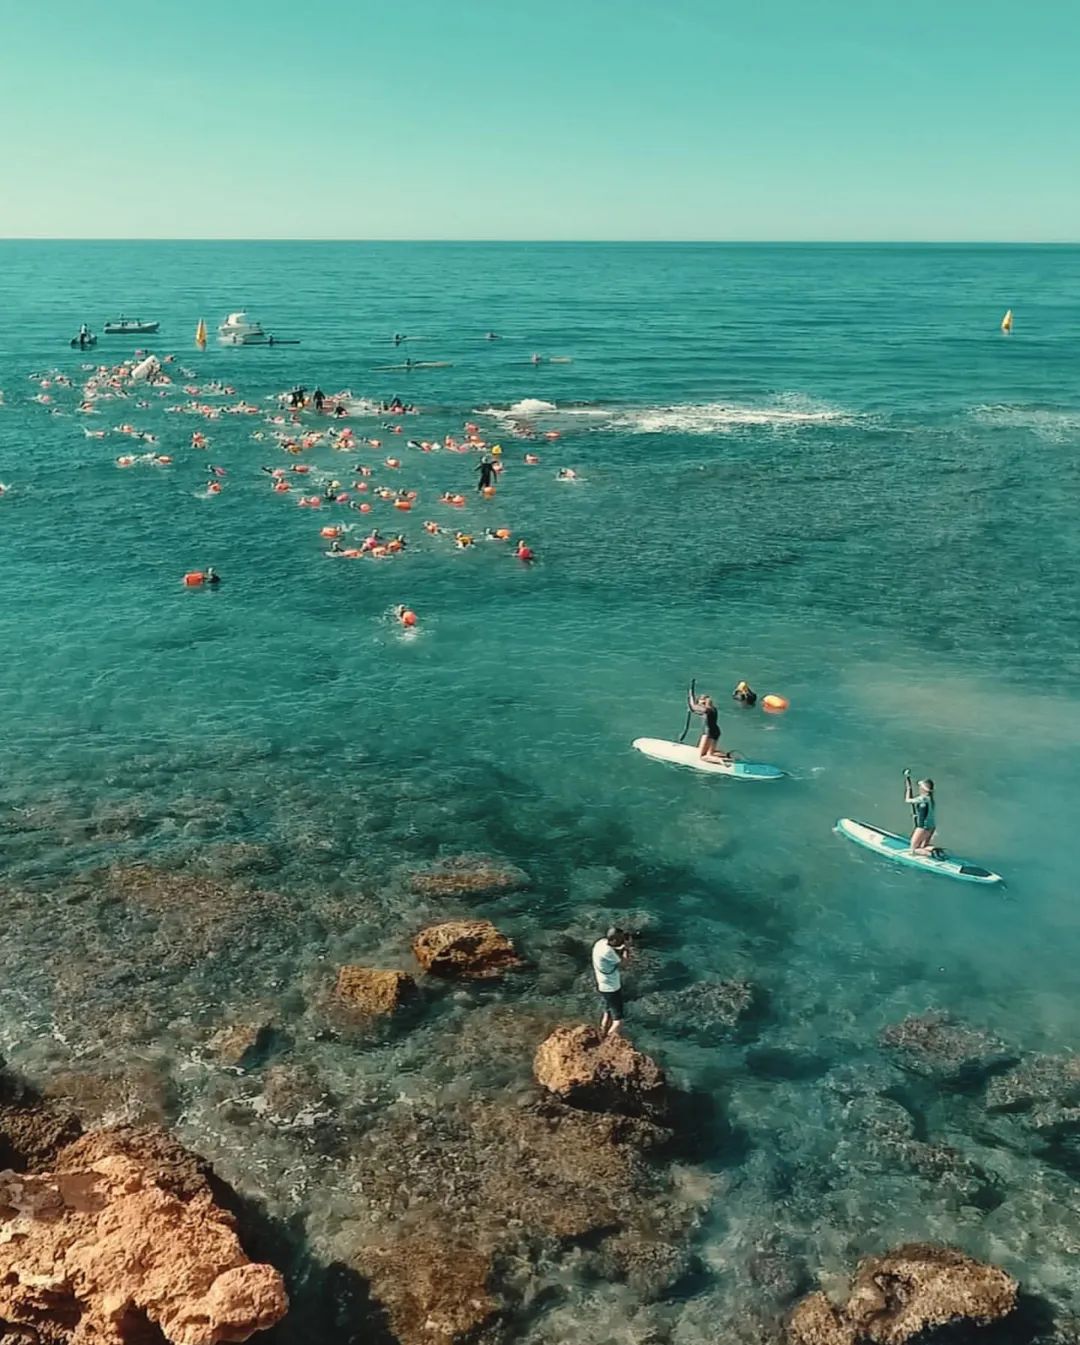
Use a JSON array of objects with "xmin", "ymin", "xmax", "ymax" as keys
[
  {"xmin": 556, "ymin": 468, "xmax": 577, "ymax": 480},
  {"xmin": 475, "ymin": 458, "xmax": 497, "ymax": 491},
  {"xmin": 515, "ymin": 540, "xmax": 534, "ymax": 563},
  {"xmin": 208, "ymin": 465, "xmax": 228, "ymax": 477},
  {"xmin": 484, "ymin": 331, "xmax": 500, "ymax": 340},
  {"xmin": 313, "ymin": 387, "xmax": 325, "ymax": 412},
  {"xmin": 732, "ymin": 681, "xmax": 758, "ymax": 707},
  {"xmin": 687, "ymin": 688, "xmax": 731, "ymax": 762},
  {"xmin": 454, "ymin": 532, "xmax": 474, "ymax": 549},
  {"xmin": 530, "ymin": 353, "xmax": 542, "ymax": 365},
  {"xmin": 904, "ymin": 770, "xmax": 940, "ymax": 857},
  {"xmin": 205, "ymin": 567, "xmax": 221, "ymax": 586}
]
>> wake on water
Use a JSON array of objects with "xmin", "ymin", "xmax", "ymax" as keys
[{"xmin": 479, "ymin": 393, "xmax": 852, "ymax": 433}]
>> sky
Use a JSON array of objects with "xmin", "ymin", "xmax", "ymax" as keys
[{"xmin": 1, "ymin": 0, "xmax": 1078, "ymax": 241}]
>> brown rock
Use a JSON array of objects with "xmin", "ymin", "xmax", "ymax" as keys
[
  {"xmin": 42, "ymin": 1063, "xmax": 176, "ymax": 1126},
  {"xmin": 59, "ymin": 1124, "xmax": 222, "ymax": 1203},
  {"xmin": 407, "ymin": 853, "xmax": 529, "ymax": 899},
  {"xmin": 412, "ymin": 919, "xmax": 524, "ymax": 980},
  {"xmin": 334, "ymin": 966, "xmax": 417, "ymax": 1015},
  {"xmin": 359, "ymin": 1237, "xmax": 500, "ymax": 1343},
  {"xmin": 0, "ymin": 1139, "xmax": 287, "ymax": 1345},
  {"xmin": 346, "ymin": 1096, "xmax": 690, "ymax": 1345},
  {"xmin": 0, "ymin": 1098, "xmax": 83, "ymax": 1173},
  {"xmin": 205, "ymin": 1022, "xmax": 273, "ymax": 1069},
  {"xmin": 787, "ymin": 1244, "xmax": 1017, "ymax": 1345},
  {"xmin": 788, "ymin": 1291, "xmax": 858, "ymax": 1345},
  {"xmin": 533, "ymin": 1024, "xmax": 668, "ymax": 1118}
]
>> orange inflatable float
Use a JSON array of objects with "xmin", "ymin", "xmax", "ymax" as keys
[{"xmin": 762, "ymin": 694, "xmax": 789, "ymax": 713}]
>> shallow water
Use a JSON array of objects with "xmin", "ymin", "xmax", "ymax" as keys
[{"xmin": 1, "ymin": 241, "xmax": 1079, "ymax": 1339}]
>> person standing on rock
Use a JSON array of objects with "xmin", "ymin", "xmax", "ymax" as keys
[{"xmin": 592, "ymin": 927, "xmax": 630, "ymax": 1037}]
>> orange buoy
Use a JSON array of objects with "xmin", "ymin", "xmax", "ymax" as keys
[
  {"xmin": 544, "ymin": 431, "xmax": 561, "ymax": 440},
  {"xmin": 359, "ymin": 502, "xmax": 372, "ymax": 513},
  {"xmin": 400, "ymin": 608, "xmax": 417, "ymax": 627},
  {"xmin": 371, "ymin": 545, "xmax": 388, "ymax": 557},
  {"xmin": 494, "ymin": 528, "xmax": 511, "ymax": 540},
  {"xmin": 320, "ymin": 526, "xmax": 342, "ymax": 539},
  {"xmin": 394, "ymin": 499, "xmax": 413, "ymax": 511},
  {"xmin": 762, "ymin": 694, "xmax": 789, "ymax": 713},
  {"xmin": 183, "ymin": 572, "xmax": 205, "ymax": 587},
  {"xmin": 482, "ymin": 485, "xmax": 497, "ymax": 498},
  {"xmin": 342, "ymin": 547, "xmax": 362, "ymax": 557}
]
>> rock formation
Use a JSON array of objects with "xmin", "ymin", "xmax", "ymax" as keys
[
  {"xmin": 787, "ymin": 1244, "xmax": 1017, "ymax": 1345},
  {"xmin": 412, "ymin": 919, "xmax": 524, "ymax": 980},
  {"xmin": 878, "ymin": 1013, "xmax": 1013, "ymax": 1081},
  {"xmin": 407, "ymin": 853, "xmax": 529, "ymax": 899},
  {"xmin": 533, "ymin": 1024, "xmax": 668, "ymax": 1119},
  {"xmin": 334, "ymin": 965, "xmax": 417, "ymax": 1014},
  {"xmin": 0, "ymin": 1123, "xmax": 288, "ymax": 1344},
  {"xmin": 342, "ymin": 1095, "xmax": 695, "ymax": 1345}
]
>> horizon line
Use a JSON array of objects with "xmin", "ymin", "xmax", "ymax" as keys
[{"xmin": 1, "ymin": 237, "xmax": 1078, "ymax": 247}]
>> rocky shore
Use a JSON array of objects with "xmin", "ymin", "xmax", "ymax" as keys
[{"xmin": 1, "ymin": 850, "xmax": 1078, "ymax": 1344}]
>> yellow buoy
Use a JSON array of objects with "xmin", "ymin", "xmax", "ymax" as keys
[
  {"xmin": 1001, "ymin": 309, "xmax": 1013, "ymax": 334},
  {"xmin": 195, "ymin": 317, "xmax": 207, "ymax": 348}
]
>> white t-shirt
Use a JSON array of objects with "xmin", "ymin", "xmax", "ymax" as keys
[{"xmin": 592, "ymin": 938, "xmax": 622, "ymax": 992}]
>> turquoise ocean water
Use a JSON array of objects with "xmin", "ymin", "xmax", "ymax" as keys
[{"xmin": 2, "ymin": 242, "xmax": 1080, "ymax": 1338}]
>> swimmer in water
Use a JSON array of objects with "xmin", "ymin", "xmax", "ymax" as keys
[
  {"xmin": 556, "ymin": 468, "xmax": 577, "ymax": 480},
  {"xmin": 687, "ymin": 688, "xmax": 731, "ymax": 762},
  {"xmin": 205, "ymin": 567, "xmax": 221, "ymax": 586},
  {"xmin": 732, "ymin": 681, "xmax": 757, "ymax": 707},
  {"xmin": 313, "ymin": 387, "xmax": 325, "ymax": 412},
  {"xmin": 475, "ymin": 458, "xmax": 497, "ymax": 491},
  {"xmin": 484, "ymin": 331, "xmax": 499, "ymax": 340}
]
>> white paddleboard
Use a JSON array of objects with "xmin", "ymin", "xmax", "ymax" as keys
[
  {"xmin": 633, "ymin": 737, "xmax": 784, "ymax": 781},
  {"xmin": 836, "ymin": 818, "xmax": 1002, "ymax": 885}
]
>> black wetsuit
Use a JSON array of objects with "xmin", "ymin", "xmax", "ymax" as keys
[
  {"xmin": 704, "ymin": 706, "xmax": 720, "ymax": 741},
  {"xmin": 476, "ymin": 462, "xmax": 496, "ymax": 490},
  {"xmin": 313, "ymin": 389, "xmax": 325, "ymax": 411}
]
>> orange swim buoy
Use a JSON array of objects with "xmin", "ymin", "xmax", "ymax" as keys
[
  {"xmin": 273, "ymin": 481, "xmax": 290, "ymax": 493},
  {"xmin": 394, "ymin": 499, "xmax": 413, "ymax": 511},
  {"xmin": 371, "ymin": 545, "xmax": 388, "ymax": 558},
  {"xmin": 342, "ymin": 548, "xmax": 362, "ymax": 557},
  {"xmin": 762, "ymin": 694, "xmax": 789, "ymax": 713},
  {"xmin": 494, "ymin": 528, "xmax": 511, "ymax": 540},
  {"xmin": 359, "ymin": 502, "xmax": 372, "ymax": 513},
  {"xmin": 183, "ymin": 572, "xmax": 205, "ymax": 586},
  {"xmin": 400, "ymin": 608, "xmax": 417, "ymax": 627},
  {"xmin": 320, "ymin": 526, "xmax": 342, "ymax": 539},
  {"xmin": 482, "ymin": 485, "xmax": 496, "ymax": 499}
]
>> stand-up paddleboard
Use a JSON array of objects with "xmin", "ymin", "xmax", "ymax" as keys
[
  {"xmin": 633, "ymin": 738, "xmax": 784, "ymax": 781},
  {"xmin": 835, "ymin": 818, "xmax": 1002, "ymax": 885}
]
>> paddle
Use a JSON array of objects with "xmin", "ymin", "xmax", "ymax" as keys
[{"xmin": 678, "ymin": 678, "xmax": 696, "ymax": 742}]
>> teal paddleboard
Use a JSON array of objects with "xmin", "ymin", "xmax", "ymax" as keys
[{"xmin": 836, "ymin": 817, "xmax": 1002, "ymax": 885}]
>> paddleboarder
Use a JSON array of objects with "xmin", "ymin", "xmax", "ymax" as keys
[
  {"xmin": 904, "ymin": 769, "xmax": 939, "ymax": 856},
  {"xmin": 687, "ymin": 686, "xmax": 731, "ymax": 762}
]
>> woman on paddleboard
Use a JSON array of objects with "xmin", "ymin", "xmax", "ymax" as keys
[
  {"xmin": 904, "ymin": 770, "xmax": 938, "ymax": 856},
  {"xmin": 687, "ymin": 688, "xmax": 731, "ymax": 762}
]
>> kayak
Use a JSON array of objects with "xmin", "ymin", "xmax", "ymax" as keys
[
  {"xmin": 632, "ymin": 737, "xmax": 784, "ymax": 781},
  {"xmin": 835, "ymin": 818, "xmax": 1003, "ymax": 885}
]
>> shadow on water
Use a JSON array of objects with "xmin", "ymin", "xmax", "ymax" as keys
[{"xmin": 230, "ymin": 1198, "xmax": 396, "ymax": 1345}]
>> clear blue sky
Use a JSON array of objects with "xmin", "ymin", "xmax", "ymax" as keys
[{"xmin": 2, "ymin": 0, "xmax": 1077, "ymax": 241}]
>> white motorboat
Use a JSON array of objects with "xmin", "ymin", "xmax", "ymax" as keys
[
  {"xmin": 104, "ymin": 317, "xmax": 160, "ymax": 335},
  {"xmin": 218, "ymin": 311, "xmax": 268, "ymax": 345}
]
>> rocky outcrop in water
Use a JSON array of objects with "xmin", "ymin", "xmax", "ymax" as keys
[
  {"xmin": 879, "ymin": 1012, "xmax": 1013, "ymax": 1082},
  {"xmin": 205, "ymin": 1021, "xmax": 273, "ymax": 1069},
  {"xmin": 334, "ymin": 965, "xmax": 417, "ymax": 1014},
  {"xmin": 341, "ymin": 1095, "xmax": 697, "ymax": 1345},
  {"xmin": 407, "ymin": 853, "xmax": 530, "ymax": 899},
  {"xmin": 533, "ymin": 1024, "xmax": 669, "ymax": 1119},
  {"xmin": 635, "ymin": 978, "xmax": 759, "ymax": 1040},
  {"xmin": 412, "ymin": 919, "xmax": 524, "ymax": 979},
  {"xmin": 0, "ymin": 1122, "xmax": 288, "ymax": 1344},
  {"xmin": 787, "ymin": 1244, "xmax": 1017, "ymax": 1345}
]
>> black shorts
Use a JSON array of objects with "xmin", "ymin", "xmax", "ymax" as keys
[{"xmin": 599, "ymin": 988, "xmax": 625, "ymax": 1019}]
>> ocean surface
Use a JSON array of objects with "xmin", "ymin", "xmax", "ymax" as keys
[{"xmin": 1, "ymin": 241, "xmax": 1079, "ymax": 1341}]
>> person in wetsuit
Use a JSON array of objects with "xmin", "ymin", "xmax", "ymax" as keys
[
  {"xmin": 313, "ymin": 387, "xmax": 325, "ymax": 412},
  {"xmin": 687, "ymin": 688, "xmax": 731, "ymax": 762},
  {"xmin": 475, "ymin": 458, "xmax": 497, "ymax": 491}
]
